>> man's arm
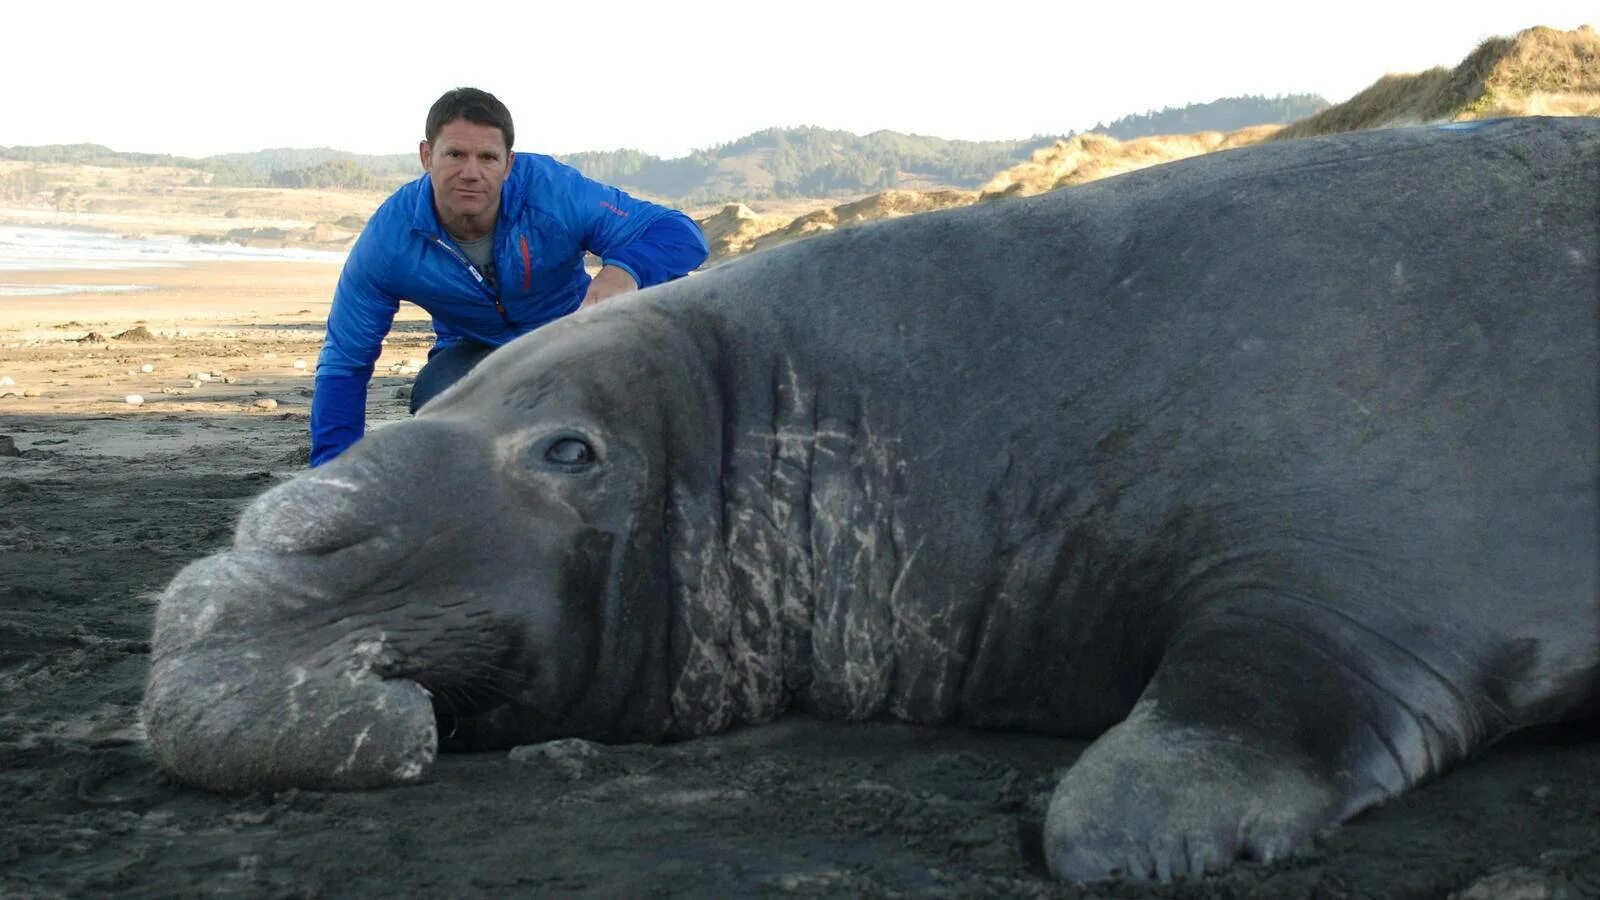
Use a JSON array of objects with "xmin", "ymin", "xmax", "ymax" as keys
[
  {"xmin": 557, "ymin": 168, "xmax": 708, "ymax": 307},
  {"xmin": 310, "ymin": 234, "xmax": 399, "ymax": 467},
  {"xmin": 581, "ymin": 263, "xmax": 639, "ymax": 308},
  {"xmin": 595, "ymin": 213, "xmax": 709, "ymax": 289}
]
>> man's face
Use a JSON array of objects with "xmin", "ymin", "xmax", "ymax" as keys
[{"xmin": 420, "ymin": 118, "xmax": 512, "ymax": 234}]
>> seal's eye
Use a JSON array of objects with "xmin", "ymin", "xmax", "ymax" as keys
[
  {"xmin": 543, "ymin": 436, "xmax": 596, "ymax": 470},
  {"xmin": 519, "ymin": 431, "xmax": 600, "ymax": 475}
]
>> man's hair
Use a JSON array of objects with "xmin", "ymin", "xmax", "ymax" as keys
[{"xmin": 425, "ymin": 87, "xmax": 515, "ymax": 151}]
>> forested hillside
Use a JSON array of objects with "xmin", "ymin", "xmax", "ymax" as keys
[{"xmin": 0, "ymin": 94, "xmax": 1329, "ymax": 204}]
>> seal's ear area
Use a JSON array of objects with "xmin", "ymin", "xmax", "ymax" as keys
[{"xmin": 554, "ymin": 487, "xmax": 677, "ymax": 741}]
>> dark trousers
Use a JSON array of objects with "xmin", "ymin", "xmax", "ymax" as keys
[{"xmin": 410, "ymin": 339, "xmax": 497, "ymax": 413}]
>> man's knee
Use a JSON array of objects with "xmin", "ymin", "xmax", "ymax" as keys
[{"xmin": 410, "ymin": 340, "xmax": 496, "ymax": 413}]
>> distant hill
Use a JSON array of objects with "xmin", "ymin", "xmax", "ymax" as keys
[
  {"xmin": 697, "ymin": 24, "xmax": 1597, "ymax": 263},
  {"xmin": 1093, "ymin": 94, "xmax": 1328, "ymax": 139},
  {"xmin": 561, "ymin": 96, "xmax": 1327, "ymax": 203},
  {"xmin": 560, "ymin": 128, "xmax": 1057, "ymax": 204},
  {"xmin": 0, "ymin": 94, "xmax": 1330, "ymax": 206},
  {"xmin": 0, "ymin": 144, "xmax": 410, "ymax": 190}
]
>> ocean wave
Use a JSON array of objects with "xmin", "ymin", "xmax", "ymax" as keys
[{"xmin": 0, "ymin": 225, "xmax": 348, "ymax": 271}]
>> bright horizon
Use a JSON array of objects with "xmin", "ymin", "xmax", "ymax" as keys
[{"xmin": 4, "ymin": 1, "xmax": 1595, "ymax": 161}]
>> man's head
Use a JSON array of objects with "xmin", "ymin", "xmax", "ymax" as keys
[{"xmin": 420, "ymin": 88, "xmax": 516, "ymax": 241}]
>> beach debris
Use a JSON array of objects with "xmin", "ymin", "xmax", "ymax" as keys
[
  {"xmin": 191, "ymin": 372, "xmax": 213, "ymax": 382},
  {"xmin": 188, "ymin": 380, "xmax": 202, "ymax": 389},
  {"xmin": 114, "ymin": 325, "xmax": 157, "ymax": 342},
  {"xmin": 140, "ymin": 363, "xmax": 156, "ymax": 373},
  {"xmin": 1454, "ymin": 866, "xmax": 1568, "ymax": 900},
  {"xmin": 0, "ymin": 376, "xmax": 14, "ymax": 386},
  {"xmin": 222, "ymin": 376, "xmax": 236, "ymax": 384},
  {"xmin": 22, "ymin": 389, "xmax": 41, "ymax": 398},
  {"xmin": 292, "ymin": 359, "xmax": 308, "ymax": 370},
  {"xmin": 252, "ymin": 398, "xmax": 279, "ymax": 411},
  {"xmin": 124, "ymin": 394, "xmax": 144, "ymax": 406}
]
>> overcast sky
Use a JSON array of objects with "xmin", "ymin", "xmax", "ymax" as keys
[{"xmin": 5, "ymin": 1, "xmax": 1593, "ymax": 159}]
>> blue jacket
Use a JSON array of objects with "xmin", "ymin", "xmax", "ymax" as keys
[{"xmin": 310, "ymin": 153, "xmax": 708, "ymax": 466}]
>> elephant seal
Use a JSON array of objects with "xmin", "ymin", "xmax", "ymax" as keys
[{"xmin": 144, "ymin": 117, "xmax": 1600, "ymax": 882}]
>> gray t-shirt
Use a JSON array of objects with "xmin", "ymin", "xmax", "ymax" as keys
[{"xmin": 456, "ymin": 234, "xmax": 498, "ymax": 289}]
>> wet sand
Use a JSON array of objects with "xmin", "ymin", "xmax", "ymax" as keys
[{"xmin": 1, "ymin": 260, "xmax": 1597, "ymax": 898}]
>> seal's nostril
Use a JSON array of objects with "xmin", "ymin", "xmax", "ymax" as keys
[{"xmin": 236, "ymin": 474, "xmax": 381, "ymax": 556}]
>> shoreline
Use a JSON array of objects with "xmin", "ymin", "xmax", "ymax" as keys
[
  {"xmin": 0, "ymin": 258, "xmax": 430, "ymax": 334},
  {"xmin": 0, "ymin": 258, "xmax": 432, "ymax": 424}
]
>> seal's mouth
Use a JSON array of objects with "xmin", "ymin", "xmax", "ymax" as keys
[
  {"xmin": 374, "ymin": 613, "xmax": 532, "ymax": 754},
  {"xmin": 424, "ymin": 675, "xmax": 515, "ymax": 748}
]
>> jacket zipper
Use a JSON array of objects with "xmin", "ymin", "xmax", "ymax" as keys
[{"xmin": 430, "ymin": 235, "xmax": 514, "ymax": 327}]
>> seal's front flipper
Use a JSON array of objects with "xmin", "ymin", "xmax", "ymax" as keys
[
  {"xmin": 1044, "ymin": 602, "xmax": 1479, "ymax": 882},
  {"xmin": 1044, "ymin": 705, "xmax": 1343, "ymax": 881}
]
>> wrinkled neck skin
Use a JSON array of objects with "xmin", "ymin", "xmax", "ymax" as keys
[{"xmin": 644, "ymin": 288, "xmax": 1163, "ymax": 741}]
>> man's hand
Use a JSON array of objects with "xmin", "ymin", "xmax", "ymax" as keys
[{"xmin": 581, "ymin": 265, "xmax": 639, "ymax": 309}]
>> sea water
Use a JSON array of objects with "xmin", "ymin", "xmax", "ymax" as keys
[{"xmin": 0, "ymin": 224, "xmax": 348, "ymax": 296}]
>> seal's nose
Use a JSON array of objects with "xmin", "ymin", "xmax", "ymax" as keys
[{"xmin": 237, "ymin": 419, "xmax": 490, "ymax": 556}]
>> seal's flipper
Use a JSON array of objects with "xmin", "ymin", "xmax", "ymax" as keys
[{"xmin": 1044, "ymin": 601, "xmax": 1483, "ymax": 882}]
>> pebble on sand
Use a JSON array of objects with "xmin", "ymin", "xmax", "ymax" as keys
[
  {"xmin": 508, "ymin": 738, "xmax": 603, "ymax": 761},
  {"xmin": 140, "ymin": 364, "xmax": 155, "ymax": 373},
  {"xmin": 292, "ymin": 359, "xmax": 308, "ymax": 370},
  {"xmin": 0, "ymin": 376, "xmax": 14, "ymax": 386},
  {"xmin": 22, "ymin": 389, "xmax": 41, "ymax": 398},
  {"xmin": 124, "ymin": 394, "xmax": 144, "ymax": 406},
  {"xmin": 252, "ymin": 398, "xmax": 279, "ymax": 411}
]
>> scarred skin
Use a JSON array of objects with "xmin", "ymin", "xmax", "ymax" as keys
[{"xmin": 144, "ymin": 117, "xmax": 1600, "ymax": 883}]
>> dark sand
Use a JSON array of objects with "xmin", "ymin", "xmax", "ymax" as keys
[{"xmin": 2, "ymin": 263, "xmax": 1597, "ymax": 899}]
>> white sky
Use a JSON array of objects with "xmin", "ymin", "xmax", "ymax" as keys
[{"xmin": 4, "ymin": 1, "xmax": 1594, "ymax": 159}]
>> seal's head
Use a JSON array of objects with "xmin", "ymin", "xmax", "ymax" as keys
[{"xmin": 143, "ymin": 303, "xmax": 714, "ymax": 792}]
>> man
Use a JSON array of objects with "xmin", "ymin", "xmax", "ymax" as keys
[{"xmin": 309, "ymin": 87, "xmax": 708, "ymax": 467}]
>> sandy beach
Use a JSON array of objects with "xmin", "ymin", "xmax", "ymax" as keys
[
  {"xmin": 0, "ymin": 259, "xmax": 430, "ymax": 435},
  {"xmin": 2, "ymin": 255, "xmax": 1598, "ymax": 899}
]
